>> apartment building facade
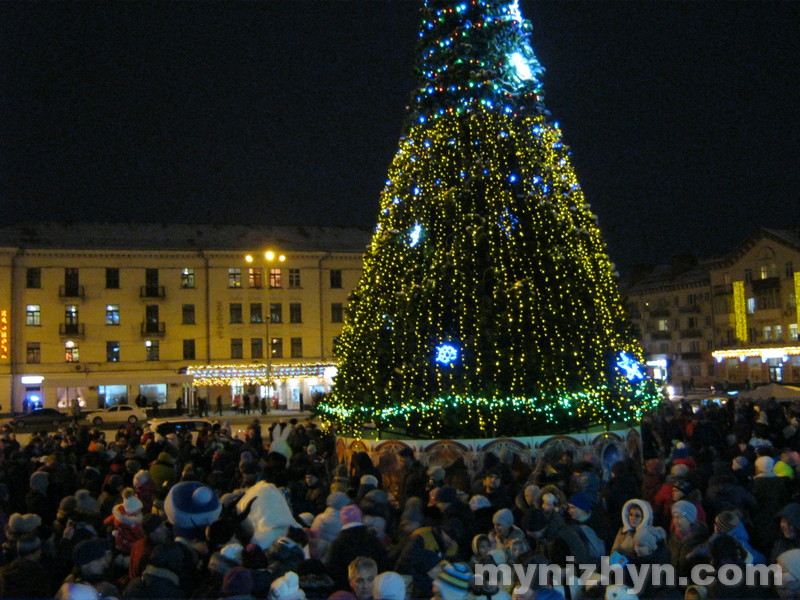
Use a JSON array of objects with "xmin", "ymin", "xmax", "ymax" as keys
[
  {"xmin": 0, "ymin": 223, "xmax": 370, "ymax": 413},
  {"xmin": 623, "ymin": 229, "xmax": 800, "ymax": 389}
]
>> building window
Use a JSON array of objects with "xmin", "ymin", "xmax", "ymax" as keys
[
  {"xmin": 271, "ymin": 337, "xmax": 283, "ymax": 358},
  {"xmin": 65, "ymin": 342, "xmax": 79, "ymax": 362},
  {"xmin": 269, "ymin": 268, "xmax": 282, "ymax": 289},
  {"xmin": 776, "ymin": 325, "xmax": 784, "ymax": 341},
  {"xmin": 791, "ymin": 324, "xmax": 799, "ymax": 341},
  {"xmin": 106, "ymin": 341, "xmax": 120, "ymax": 363},
  {"xmin": 786, "ymin": 262, "xmax": 794, "ymax": 279},
  {"xmin": 248, "ymin": 268, "xmax": 263, "ymax": 289},
  {"xmin": 106, "ymin": 304, "xmax": 120, "ymax": 325},
  {"xmin": 790, "ymin": 293, "xmax": 797, "ymax": 309},
  {"xmin": 746, "ymin": 298, "xmax": 755, "ymax": 314},
  {"xmin": 230, "ymin": 303, "xmax": 243, "ymax": 324},
  {"xmin": 181, "ymin": 268, "xmax": 195, "ymax": 289},
  {"xmin": 270, "ymin": 303, "xmax": 282, "ymax": 324},
  {"xmin": 331, "ymin": 303, "xmax": 344, "ymax": 323},
  {"xmin": 26, "ymin": 268, "xmax": 41, "ymax": 289},
  {"xmin": 106, "ymin": 268, "xmax": 120, "ymax": 289},
  {"xmin": 291, "ymin": 337, "xmax": 303, "ymax": 358},
  {"xmin": 183, "ymin": 339, "xmax": 196, "ymax": 360},
  {"xmin": 657, "ymin": 319, "xmax": 669, "ymax": 332},
  {"xmin": 659, "ymin": 343, "xmax": 668, "ymax": 353},
  {"xmin": 744, "ymin": 269, "xmax": 752, "ymax": 283},
  {"xmin": 251, "ymin": 337, "xmax": 263, "ymax": 359},
  {"xmin": 65, "ymin": 268, "xmax": 80, "ymax": 295},
  {"xmin": 228, "ymin": 268, "xmax": 242, "ymax": 288},
  {"xmin": 289, "ymin": 303, "xmax": 302, "ymax": 323},
  {"xmin": 26, "ymin": 342, "xmax": 40, "ymax": 364},
  {"xmin": 231, "ymin": 338, "xmax": 243, "ymax": 359},
  {"xmin": 182, "ymin": 304, "xmax": 195, "ymax": 325},
  {"xmin": 145, "ymin": 340, "xmax": 159, "ymax": 361},
  {"xmin": 689, "ymin": 340, "xmax": 700, "ymax": 352},
  {"xmin": 330, "ymin": 269, "xmax": 342, "ymax": 289},
  {"xmin": 26, "ymin": 304, "xmax": 41, "ymax": 326},
  {"xmin": 250, "ymin": 303, "xmax": 263, "ymax": 323},
  {"xmin": 288, "ymin": 268, "xmax": 301, "ymax": 288}
]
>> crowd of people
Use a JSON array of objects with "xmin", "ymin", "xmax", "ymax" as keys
[{"xmin": 1, "ymin": 396, "xmax": 800, "ymax": 600}]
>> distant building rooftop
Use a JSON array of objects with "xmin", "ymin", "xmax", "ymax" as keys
[{"xmin": 0, "ymin": 222, "xmax": 372, "ymax": 253}]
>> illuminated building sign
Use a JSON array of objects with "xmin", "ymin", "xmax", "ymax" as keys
[
  {"xmin": 0, "ymin": 309, "xmax": 8, "ymax": 360},
  {"xmin": 187, "ymin": 362, "xmax": 337, "ymax": 386}
]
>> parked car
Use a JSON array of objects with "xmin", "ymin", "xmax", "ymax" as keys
[
  {"xmin": 11, "ymin": 408, "xmax": 72, "ymax": 430},
  {"xmin": 147, "ymin": 417, "xmax": 214, "ymax": 442},
  {"xmin": 84, "ymin": 404, "xmax": 147, "ymax": 426}
]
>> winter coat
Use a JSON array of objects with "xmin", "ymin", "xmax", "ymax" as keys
[
  {"xmin": 611, "ymin": 499, "xmax": 654, "ymax": 559},
  {"xmin": 134, "ymin": 478, "xmax": 157, "ymax": 514},
  {"xmin": 394, "ymin": 525, "xmax": 459, "ymax": 598},
  {"xmin": 488, "ymin": 523, "xmax": 526, "ymax": 552},
  {"xmin": 668, "ymin": 521, "xmax": 708, "ymax": 576},
  {"xmin": 149, "ymin": 456, "xmax": 177, "ymax": 490},
  {"xmin": 123, "ymin": 565, "xmax": 184, "ymax": 599},
  {"xmin": 753, "ymin": 475, "xmax": 789, "ymax": 553},
  {"xmin": 0, "ymin": 557, "xmax": 54, "ymax": 599}
]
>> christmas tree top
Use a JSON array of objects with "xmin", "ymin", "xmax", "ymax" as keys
[{"xmin": 317, "ymin": 0, "xmax": 661, "ymax": 439}]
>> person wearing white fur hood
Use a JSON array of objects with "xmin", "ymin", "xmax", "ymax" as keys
[{"xmin": 610, "ymin": 499, "xmax": 653, "ymax": 560}]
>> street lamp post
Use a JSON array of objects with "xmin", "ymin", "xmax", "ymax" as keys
[{"xmin": 245, "ymin": 250, "xmax": 285, "ymax": 406}]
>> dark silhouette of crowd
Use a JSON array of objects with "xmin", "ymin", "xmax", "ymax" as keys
[{"xmin": 1, "ymin": 397, "xmax": 800, "ymax": 600}]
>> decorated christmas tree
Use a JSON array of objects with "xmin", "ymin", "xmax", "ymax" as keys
[{"xmin": 318, "ymin": 0, "xmax": 660, "ymax": 439}]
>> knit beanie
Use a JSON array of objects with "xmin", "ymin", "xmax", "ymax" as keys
[
  {"xmin": 714, "ymin": 511, "xmax": 740, "ymax": 535},
  {"xmin": 133, "ymin": 469, "xmax": 151, "ymax": 487},
  {"xmin": 16, "ymin": 533, "xmax": 42, "ymax": 557},
  {"xmin": 327, "ymin": 492, "xmax": 350, "ymax": 510},
  {"xmin": 29, "ymin": 471, "xmax": 49, "ymax": 494},
  {"xmin": 778, "ymin": 549, "xmax": 800, "ymax": 582},
  {"xmin": 492, "ymin": 508, "xmax": 515, "ymax": 528},
  {"xmin": 671, "ymin": 500, "xmax": 697, "ymax": 524},
  {"xmin": 435, "ymin": 485, "xmax": 459, "ymax": 505},
  {"xmin": 59, "ymin": 496, "xmax": 78, "ymax": 514},
  {"xmin": 122, "ymin": 488, "xmax": 143, "ymax": 514},
  {"xmin": 360, "ymin": 474, "xmax": 379, "ymax": 488},
  {"xmin": 373, "ymin": 571, "xmax": 406, "ymax": 600},
  {"xmin": 435, "ymin": 561, "xmax": 472, "ymax": 600},
  {"xmin": 469, "ymin": 495, "xmax": 491, "ymax": 511},
  {"xmin": 269, "ymin": 571, "xmax": 306, "ymax": 600},
  {"xmin": 223, "ymin": 566, "xmax": 254, "ymax": 597},
  {"xmin": 341, "ymin": 504, "xmax": 363, "ymax": 526}
]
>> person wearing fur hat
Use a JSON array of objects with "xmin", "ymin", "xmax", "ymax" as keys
[
  {"xmin": 267, "ymin": 536, "xmax": 305, "ymax": 577},
  {"xmin": 269, "ymin": 571, "xmax": 307, "ymax": 600},
  {"xmin": 60, "ymin": 538, "xmax": 119, "ymax": 599},
  {"xmin": 629, "ymin": 524, "xmax": 670, "ymax": 593},
  {"xmin": 105, "ymin": 487, "xmax": 144, "ymax": 556},
  {"xmin": 0, "ymin": 533, "xmax": 54, "ymax": 599},
  {"xmin": 26, "ymin": 469, "xmax": 58, "ymax": 525},
  {"xmin": 327, "ymin": 504, "xmax": 387, "ymax": 591},
  {"xmin": 610, "ymin": 499, "xmax": 653, "ymax": 560},
  {"xmin": 470, "ymin": 534, "xmax": 492, "ymax": 568},
  {"xmin": 668, "ymin": 500, "xmax": 708, "ymax": 577},
  {"xmin": 123, "ymin": 540, "xmax": 185, "ymax": 599},
  {"xmin": 134, "ymin": 469, "xmax": 157, "ymax": 514}
]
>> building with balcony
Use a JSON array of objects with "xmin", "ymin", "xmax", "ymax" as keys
[
  {"xmin": 622, "ymin": 229, "xmax": 800, "ymax": 389},
  {"xmin": 0, "ymin": 223, "xmax": 370, "ymax": 413}
]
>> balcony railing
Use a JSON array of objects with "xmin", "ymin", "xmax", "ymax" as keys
[
  {"xmin": 713, "ymin": 284, "xmax": 733, "ymax": 296},
  {"xmin": 59, "ymin": 285, "xmax": 85, "ymax": 299},
  {"xmin": 59, "ymin": 323, "xmax": 85, "ymax": 337},
  {"xmin": 140, "ymin": 285, "xmax": 166, "ymax": 299},
  {"xmin": 140, "ymin": 321, "xmax": 166, "ymax": 337},
  {"xmin": 649, "ymin": 308, "xmax": 671, "ymax": 317},
  {"xmin": 650, "ymin": 330, "xmax": 672, "ymax": 340},
  {"xmin": 679, "ymin": 305, "xmax": 701, "ymax": 313},
  {"xmin": 680, "ymin": 352, "xmax": 703, "ymax": 360},
  {"xmin": 752, "ymin": 277, "xmax": 781, "ymax": 292}
]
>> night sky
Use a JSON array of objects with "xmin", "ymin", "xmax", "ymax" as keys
[{"xmin": 1, "ymin": 1, "xmax": 798, "ymax": 270}]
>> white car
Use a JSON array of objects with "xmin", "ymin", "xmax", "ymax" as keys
[{"xmin": 85, "ymin": 404, "xmax": 147, "ymax": 426}]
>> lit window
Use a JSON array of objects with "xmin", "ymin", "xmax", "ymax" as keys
[
  {"xmin": 248, "ymin": 268, "xmax": 263, "ymax": 288},
  {"xmin": 269, "ymin": 268, "xmax": 282, "ymax": 289},
  {"xmin": 270, "ymin": 303, "xmax": 282, "ymax": 324},
  {"xmin": 65, "ymin": 341, "xmax": 80, "ymax": 363},
  {"xmin": 106, "ymin": 341, "xmax": 120, "ymax": 362},
  {"xmin": 26, "ymin": 305, "xmax": 41, "ymax": 326},
  {"xmin": 250, "ymin": 303, "xmax": 262, "ymax": 323},
  {"xmin": 145, "ymin": 340, "xmax": 159, "ymax": 361},
  {"xmin": 26, "ymin": 342, "xmax": 40, "ymax": 364},
  {"xmin": 181, "ymin": 268, "xmax": 195, "ymax": 289},
  {"xmin": 106, "ymin": 304, "xmax": 120, "ymax": 325},
  {"xmin": 228, "ymin": 268, "xmax": 242, "ymax": 288},
  {"xmin": 746, "ymin": 298, "xmax": 756, "ymax": 314},
  {"xmin": 271, "ymin": 337, "xmax": 283, "ymax": 358}
]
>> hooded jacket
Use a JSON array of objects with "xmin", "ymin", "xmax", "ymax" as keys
[{"xmin": 611, "ymin": 499, "xmax": 653, "ymax": 558}]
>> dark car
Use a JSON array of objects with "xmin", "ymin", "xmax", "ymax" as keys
[{"xmin": 11, "ymin": 408, "xmax": 72, "ymax": 430}]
